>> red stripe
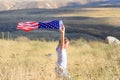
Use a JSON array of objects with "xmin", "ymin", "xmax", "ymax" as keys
[{"xmin": 17, "ymin": 21, "xmax": 39, "ymax": 32}]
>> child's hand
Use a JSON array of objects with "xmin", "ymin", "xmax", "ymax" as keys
[{"xmin": 59, "ymin": 25, "xmax": 65, "ymax": 34}]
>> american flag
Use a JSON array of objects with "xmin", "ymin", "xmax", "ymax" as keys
[{"xmin": 17, "ymin": 20, "xmax": 63, "ymax": 32}]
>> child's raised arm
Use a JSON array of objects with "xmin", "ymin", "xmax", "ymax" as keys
[{"xmin": 59, "ymin": 25, "xmax": 65, "ymax": 50}]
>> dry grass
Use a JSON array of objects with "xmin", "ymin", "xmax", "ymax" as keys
[{"xmin": 0, "ymin": 37, "xmax": 120, "ymax": 80}]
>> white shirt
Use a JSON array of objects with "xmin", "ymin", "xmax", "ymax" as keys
[{"xmin": 56, "ymin": 46, "xmax": 67, "ymax": 69}]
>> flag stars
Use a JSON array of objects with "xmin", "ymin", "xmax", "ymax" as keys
[{"xmin": 38, "ymin": 20, "xmax": 62, "ymax": 30}]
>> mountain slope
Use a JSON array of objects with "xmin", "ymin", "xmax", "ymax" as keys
[
  {"xmin": 0, "ymin": 0, "xmax": 120, "ymax": 11},
  {"xmin": 0, "ymin": 8, "xmax": 120, "ymax": 40},
  {"xmin": 86, "ymin": 0, "xmax": 120, "ymax": 7}
]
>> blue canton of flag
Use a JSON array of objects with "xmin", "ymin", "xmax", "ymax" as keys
[{"xmin": 38, "ymin": 20, "xmax": 63, "ymax": 29}]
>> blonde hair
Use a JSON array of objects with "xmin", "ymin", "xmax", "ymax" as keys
[{"xmin": 59, "ymin": 37, "xmax": 69, "ymax": 44}]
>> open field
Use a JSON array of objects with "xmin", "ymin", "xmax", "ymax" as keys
[
  {"xmin": 0, "ymin": 38, "xmax": 120, "ymax": 80},
  {"xmin": 0, "ymin": 8, "xmax": 120, "ymax": 80}
]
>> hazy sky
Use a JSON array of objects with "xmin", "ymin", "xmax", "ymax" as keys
[
  {"xmin": 0, "ymin": 0, "xmax": 109, "ymax": 4},
  {"xmin": 0, "ymin": 0, "xmax": 108, "ymax": 1}
]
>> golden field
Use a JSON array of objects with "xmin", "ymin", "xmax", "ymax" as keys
[
  {"xmin": 0, "ymin": 37, "xmax": 120, "ymax": 80},
  {"xmin": 0, "ymin": 7, "xmax": 120, "ymax": 80}
]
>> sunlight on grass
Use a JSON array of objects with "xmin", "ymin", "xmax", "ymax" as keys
[
  {"xmin": 56, "ymin": 8, "xmax": 120, "ymax": 18},
  {"xmin": 0, "ymin": 37, "xmax": 120, "ymax": 80}
]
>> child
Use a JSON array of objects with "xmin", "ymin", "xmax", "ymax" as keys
[{"xmin": 55, "ymin": 25, "xmax": 70, "ymax": 80}]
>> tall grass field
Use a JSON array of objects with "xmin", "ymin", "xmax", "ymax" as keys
[{"xmin": 0, "ymin": 37, "xmax": 120, "ymax": 80}]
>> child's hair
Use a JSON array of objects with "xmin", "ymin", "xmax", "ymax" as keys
[
  {"xmin": 59, "ymin": 37, "xmax": 69, "ymax": 44},
  {"xmin": 64, "ymin": 37, "xmax": 69, "ymax": 44}
]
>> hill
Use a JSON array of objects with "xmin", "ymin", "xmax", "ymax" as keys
[{"xmin": 0, "ymin": 7, "xmax": 120, "ymax": 40}]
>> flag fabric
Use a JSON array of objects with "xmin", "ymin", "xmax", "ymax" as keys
[
  {"xmin": 17, "ymin": 21, "xmax": 39, "ymax": 32},
  {"xmin": 17, "ymin": 20, "xmax": 63, "ymax": 32}
]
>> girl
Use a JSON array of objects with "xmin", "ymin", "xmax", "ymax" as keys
[{"xmin": 55, "ymin": 25, "xmax": 70, "ymax": 80}]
